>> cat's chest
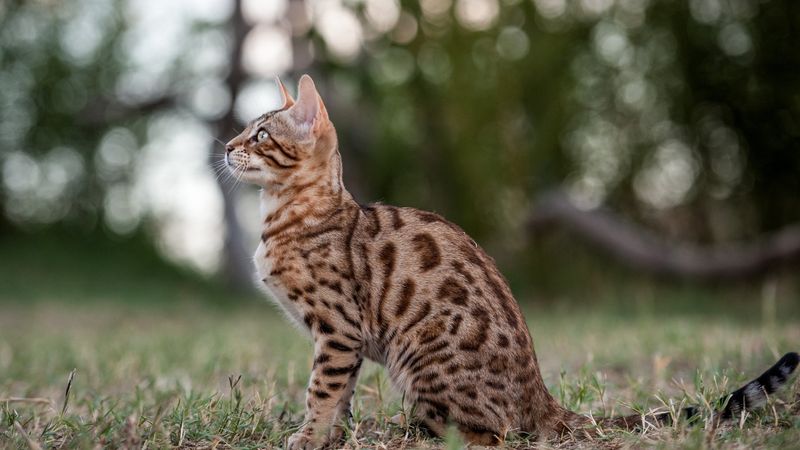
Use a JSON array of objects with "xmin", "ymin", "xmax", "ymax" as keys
[{"xmin": 253, "ymin": 241, "xmax": 306, "ymax": 330}]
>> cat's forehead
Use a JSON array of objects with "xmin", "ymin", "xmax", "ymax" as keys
[{"xmin": 251, "ymin": 109, "xmax": 287, "ymax": 128}]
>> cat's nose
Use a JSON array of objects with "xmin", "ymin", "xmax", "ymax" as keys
[{"xmin": 225, "ymin": 144, "xmax": 234, "ymax": 153}]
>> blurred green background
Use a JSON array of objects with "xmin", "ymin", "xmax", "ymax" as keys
[
  {"xmin": 1, "ymin": 0, "xmax": 799, "ymax": 311},
  {"xmin": 4, "ymin": 3, "xmax": 800, "ymax": 447}
]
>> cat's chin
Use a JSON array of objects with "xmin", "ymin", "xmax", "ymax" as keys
[{"xmin": 237, "ymin": 170, "xmax": 278, "ymax": 188}]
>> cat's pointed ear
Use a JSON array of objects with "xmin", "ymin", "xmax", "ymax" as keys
[
  {"xmin": 317, "ymin": 89, "xmax": 330, "ymax": 123},
  {"xmin": 287, "ymin": 74, "xmax": 320, "ymax": 131},
  {"xmin": 275, "ymin": 76, "xmax": 294, "ymax": 109}
]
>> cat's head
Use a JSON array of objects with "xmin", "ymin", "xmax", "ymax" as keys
[{"xmin": 224, "ymin": 75, "xmax": 339, "ymax": 189}]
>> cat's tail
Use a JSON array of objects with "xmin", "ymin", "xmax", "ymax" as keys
[{"xmin": 564, "ymin": 352, "xmax": 799, "ymax": 433}]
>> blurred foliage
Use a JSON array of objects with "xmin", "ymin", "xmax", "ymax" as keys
[
  {"xmin": 0, "ymin": 0, "xmax": 228, "ymax": 233},
  {"xmin": 326, "ymin": 0, "xmax": 800, "ymax": 244},
  {"xmin": 1, "ymin": 0, "xmax": 799, "ymax": 291},
  {"xmin": 1, "ymin": 0, "xmax": 127, "ymax": 227},
  {"xmin": 0, "ymin": 228, "xmax": 242, "ymax": 305}
]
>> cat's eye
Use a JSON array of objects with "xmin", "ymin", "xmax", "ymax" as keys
[{"xmin": 257, "ymin": 129, "xmax": 269, "ymax": 142}]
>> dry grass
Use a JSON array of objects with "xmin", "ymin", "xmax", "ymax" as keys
[{"xmin": 1, "ymin": 301, "xmax": 799, "ymax": 449}]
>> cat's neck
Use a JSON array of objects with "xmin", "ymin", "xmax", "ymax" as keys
[{"xmin": 259, "ymin": 156, "xmax": 354, "ymax": 240}]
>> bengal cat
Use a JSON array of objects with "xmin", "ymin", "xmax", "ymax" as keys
[{"xmin": 224, "ymin": 75, "xmax": 799, "ymax": 449}]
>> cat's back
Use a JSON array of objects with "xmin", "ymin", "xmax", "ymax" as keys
[
  {"xmin": 354, "ymin": 203, "xmax": 480, "ymax": 270},
  {"xmin": 351, "ymin": 203, "xmax": 527, "ymax": 335}
]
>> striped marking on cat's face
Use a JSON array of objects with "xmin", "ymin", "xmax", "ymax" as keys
[
  {"xmin": 225, "ymin": 113, "xmax": 301, "ymax": 186},
  {"xmin": 225, "ymin": 75, "xmax": 336, "ymax": 189}
]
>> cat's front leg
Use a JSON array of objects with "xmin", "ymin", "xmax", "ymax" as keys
[
  {"xmin": 327, "ymin": 357, "xmax": 362, "ymax": 443},
  {"xmin": 288, "ymin": 335, "xmax": 363, "ymax": 450}
]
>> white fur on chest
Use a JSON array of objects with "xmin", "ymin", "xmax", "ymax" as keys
[{"xmin": 253, "ymin": 242, "xmax": 307, "ymax": 334}]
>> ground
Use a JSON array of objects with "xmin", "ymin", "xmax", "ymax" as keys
[
  {"xmin": 2, "ymin": 299, "xmax": 799, "ymax": 449},
  {"xmin": 1, "ymin": 232, "xmax": 799, "ymax": 448}
]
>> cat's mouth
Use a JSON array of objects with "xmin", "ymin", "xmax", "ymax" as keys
[{"xmin": 225, "ymin": 152, "xmax": 251, "ymax": 171}]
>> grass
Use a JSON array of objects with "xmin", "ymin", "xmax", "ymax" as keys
[
  {"xmin": 2, "ymin": 300, "xmax": 799, "ymax": 449},
  {"xmin": 1, "ymin": 231, "xmax": 799, "ymax": 448}
]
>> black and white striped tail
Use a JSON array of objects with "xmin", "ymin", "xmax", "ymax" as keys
[
  {"xmin": 598, "ymin": 352, "xmax": 799, "ymax": 430},
  {"xmin": 718, "ymin": 351, "xmax": 799, "ymax": 419}
]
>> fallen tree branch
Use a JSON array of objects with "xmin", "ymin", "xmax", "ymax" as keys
[
  {"xmin": 78, "ymin": 95, "xmax": 178, "ymax": 126},
  {"xmin": 527, "ymin": 190, "xmax": 800, "ymax": 280}
]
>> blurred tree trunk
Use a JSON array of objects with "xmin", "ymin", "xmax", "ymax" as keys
[
  {"xmin": 210, "ymin": 0, "xmax": 253, "ymax": 290},
  {"xmin": 528, "ymin": 191, "xmax": 800, "ymax": 280}
]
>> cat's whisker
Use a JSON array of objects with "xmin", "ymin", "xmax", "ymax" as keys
[
  {"xmin": 225, "ymin": 166, "xmax": 239, "ymax": 186},
  {"xmin": 216, "ymin": 162, "xmax": 239, "ymax": 187},
  {"xmin": 212, "ymin": 162, "xmax": 229, "ymax": 174},
  {"xmin": 211, "ymin": 154, "xmax": 245, "ymax": 187},
  {"xmin": 210, "ymin": 160, "xmax": 228, "ymax": 176},
  {"xmin": 224, "ymin": 165, "xmax": 245, "ymax": 195},
  {"xmin": 213, "ymin": 168, "xmax": 230, "ymax": 185},
  {"xmin": 234, "ymin": 165, "xmax": 247, "ymax": 186},
  {"xmin": 229, "ymin": 180, "xmax": 240, "ymax": 194}
]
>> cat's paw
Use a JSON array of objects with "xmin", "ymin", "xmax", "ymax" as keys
[
  {"xmin": 286, "ymin": 426, "xmax": 344, "ymax": 450},
  {"xmin": 286, "ymin": 431, "xmax": 317, "ymax": 450}
]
